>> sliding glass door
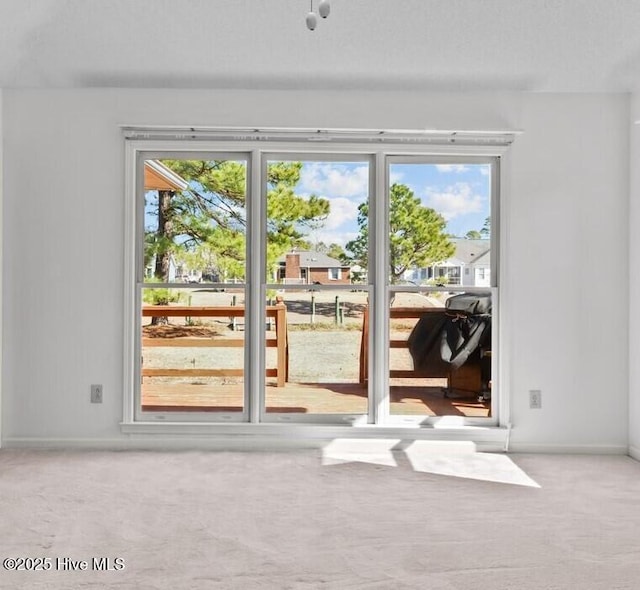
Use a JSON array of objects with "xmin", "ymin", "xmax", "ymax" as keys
[
  {"xmin": 386, "ymin": 158, "xmax": 497, "ymax": 422},
  {"xmin": 261, "ymin": 155, "xmax": 372, "ymax": 421},
  {"xmin": 129, "ymin": 142, "xmax": 501, "ymax": 425},
  {"xmin": 137, "ymin": 154, "xmax": 250, "ymax": 420}
]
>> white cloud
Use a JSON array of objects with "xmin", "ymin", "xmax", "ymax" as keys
[
  {"xmin": 425, "ymin": 182, "xmax": 485, "ymax": 221},
  {"xmin": 435, "ymin": 164, "xmax": 470, "ymax": 173},
  {"xmin": 300, "ymin": 163, "xmax": 369, "ymax": 198},
  {"xmin": 296, "ymin": 194, "xmax": 360, "ymax": 245},
  {"xmin": 479, "ymin": 165, "xmax": 490, "ymax": 176},
  {"xmin": 323, "ymin": 196, "xmax": 360, "ymax": 230}
]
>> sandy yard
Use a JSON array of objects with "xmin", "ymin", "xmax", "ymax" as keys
[{"xmin": 142, "ymin": 287, "xmax": 442, "ymax": 383}]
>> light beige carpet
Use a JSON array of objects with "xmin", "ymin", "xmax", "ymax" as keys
[{"xmin": 0, "ymin": 448, "xmax": 639, "ymax": 589}]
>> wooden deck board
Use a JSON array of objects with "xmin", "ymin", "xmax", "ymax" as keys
[{"xmin": 141, "ymin": 382, "xmax": 490, "ymax": 416}]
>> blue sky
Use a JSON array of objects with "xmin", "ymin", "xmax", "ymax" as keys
[
  {"xmin": 296, "ymin": 161, "xmax": 491, "ymax": 247},
  {"xmin": 146, "ymin": 160, "xmax": 492, "ymax": 249}
]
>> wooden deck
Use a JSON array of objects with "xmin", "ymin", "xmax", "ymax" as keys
[{"xmin": 141, "ymin": 381, "xmax": 490, "ymax": 416}]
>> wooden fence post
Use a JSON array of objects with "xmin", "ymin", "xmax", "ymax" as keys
[
  {"xmin": 231, "ymin": 295, "xmax": 237, "ymax": 331},
  {"xmin": 359, "ymin": 306, "xmax": 369, "ymax": 384},
  {"xmin": 275, "ymin": 297, "xmax": 287, "ymax": 387}
]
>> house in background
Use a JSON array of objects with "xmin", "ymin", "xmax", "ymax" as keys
[
  {"xmin": 404, "ymin": 239, "xmax": 491, "ymax": 287},
  {"xmin": 276, "ymin": 250, "xmax": 351, "ymax": 285}
]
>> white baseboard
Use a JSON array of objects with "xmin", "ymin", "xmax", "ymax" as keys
[
  {"xmin": 1, "ymin": 436, "xmax": 321, "ymax": 452},
  {"xmin": 4, "ymin": 425, "xmax": 630, "ymax": 456},
  {"xmin": 2, "ymin": 436, "xmax": 629, "ymax": 456},
  {"xmin": 0, "ymin": 438, "xmax": 507, "ymax": 453},
  {"xmin": 2, "ymin": 437, "xmax": 144, "ymax": 450},
  {"xmin": 2, "ymin": 429, "xmax": 509, "ymax": 453},
  {"xmin": 508, "ymin": 443, "xmax": 629, "ymax": 455}
]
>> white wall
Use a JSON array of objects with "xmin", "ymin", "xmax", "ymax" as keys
[
  {"xmin": 629, "ymin": 96, "xmax": 640, "ymax": 460},
  {"xmin": 0, "ymin": 89, "xmax": 3, "ymax": 448},
  {"xmin": 506, "ymin": 94, "xmax": 629, "ymax": 451},
  {"xmin": 0, "ymin": 89, "xmax": 630, "ymax": 451}
]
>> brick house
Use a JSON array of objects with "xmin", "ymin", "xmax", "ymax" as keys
[{"xmin": 276, "ymin": 251, "xmax": 351, "ymax": 285}]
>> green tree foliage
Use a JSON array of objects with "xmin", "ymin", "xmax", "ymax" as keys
[
  {"xmin": 146, "ymin": 160, "xmax": 329, "ymax": 282},
  {"xmin": 480, "ymin": 216, "xmax": 491, "ymax": 237},
  {"xmin": 326, "ymin": 243, "xmax": 348, "ymax": 264},
  {"xmin": 142, "ymin": 283, "xmax": 182, "ymax": 306},
  {"xmin": 265, "ymin": 161, "xmax": 330, "ymax": 274},
  {"xmin": 346, "ymin": 183, "xmax": 455, "ymax": 284},
  {"xmin": 465, "ymin": 230, "xmax": 483, "ymax": 239},
  {"xmin": 145, "ymin": 159, "xmax": 247, "ymax": 283}
]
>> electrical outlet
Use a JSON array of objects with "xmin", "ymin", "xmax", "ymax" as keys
[
  {"xmin": 90, "ymin": 384, "xmax": 103, "ymax": 404},
  {"xmin": 529, "ymin": 389, "xmax": 542, "ymax": 409}
]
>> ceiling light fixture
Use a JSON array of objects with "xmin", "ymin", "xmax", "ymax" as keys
[
  {"xmin": 306, "ymin": 0, "xmax": 331, "ymax": 31},
  {"xmin": 318, "ymin": 0, "xmax": 330, "ymax": 18}
]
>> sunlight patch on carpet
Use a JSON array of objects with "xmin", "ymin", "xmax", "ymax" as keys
[
  {"xmin": 404, "ymin": 441, "xmax": 541, "ymax": 487},
  {"xmin": 320, "ymin": 439, "xmax": 540, "ymax": 487},
  {"xmin": 321, "ymin": 438, "xmax": 400, "ymax": 466}
]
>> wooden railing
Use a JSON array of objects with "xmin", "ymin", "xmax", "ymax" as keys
[
  {"xmin": 141, "ymin": 303, "xmax": 289, "ymax": 387},
  {"xmin": 359, "ymin": 306, "xmax": 449, "ymax": 384}
]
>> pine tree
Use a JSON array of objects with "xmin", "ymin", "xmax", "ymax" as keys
[
  {"xmin": 346, "ymin": 183, "xmax": 454, "ymax": 284},
  {"xmin": 145, "ymin": 160, "xmax": 330, "ymax": 283}
]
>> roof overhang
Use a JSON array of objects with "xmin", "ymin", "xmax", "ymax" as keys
[{"xmin": 144, "ymin": 160, "xmax": 189, "ymax": 191}]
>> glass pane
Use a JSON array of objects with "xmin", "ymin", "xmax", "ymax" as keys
[
  {"xmin": 389, "ymin": 290, "xmax": 492, "ymax": 417},
  {"xmin": 140, "ymin": 287, "xmax": 246, "ymax": 412},
  {"xmin": 143, "ymin": 158, "xmax": 247, "ymax": 284},
  {"xmin": 264, "ymin": 288, "xmax": 369, "ymax": 414},
  {"xmin": 388, "ymin": 163, "xmax": 491, "ymax": 287},
  {"xmin": 263, "ymin": 158, "xmax": 370, "ymax": 415},
  {"xmin": 265, "ymin": 160, "xmax": 369, "ymax": 285}
]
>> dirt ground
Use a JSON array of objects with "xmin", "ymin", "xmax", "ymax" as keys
[{"xmin": 181, "ymin": 288, "xmax": 440, "ymax": 323}]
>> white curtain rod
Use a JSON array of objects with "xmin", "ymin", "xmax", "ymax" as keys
[{"xmin": 121, "ymin": 126, "xmax": 522, "ymax": 146}]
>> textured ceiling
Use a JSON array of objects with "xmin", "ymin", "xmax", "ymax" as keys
[{"xmin": 1, "ymin": 0, "xmax": 640, "ymax": 92}]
